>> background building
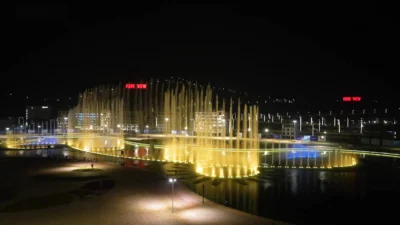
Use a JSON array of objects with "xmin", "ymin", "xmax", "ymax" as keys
[
  {"xmin": 26, "ymin": 106, "xmax": 51, "ymax": 122},
  {"xmin": 0, "ymin": 118, "xmax": 17, "ymax": 134},
  {"xmin": 281, "ymin": 119, "xmax": 299, "ymax": 139},
  {"xmin": 57, "ymin": 110, "xmax": 69, "ymax": 133},
  {"xmin": 73, "ymin": 112, "xmax": 99, "ymax": 130},
  {"xmin": 195, "ymin": 111, "xmax": 226, "ymax": 136}
]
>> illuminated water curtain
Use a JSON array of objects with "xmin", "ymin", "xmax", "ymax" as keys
[
  {"xmin": 163, "ymin": 83, "xmax": 260, "ymax": 178},
  {"xmin": 63, "ymin": 80, "xmax": 261, "ymax": 178},
  {"xmin": 67, "ymin": 85, "xmax": 125, "ymax": 152}
]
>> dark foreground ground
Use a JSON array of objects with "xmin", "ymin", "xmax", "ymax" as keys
[{"xmin": 0, "ymin": 157, "xmax": 290, "ymax": 225}]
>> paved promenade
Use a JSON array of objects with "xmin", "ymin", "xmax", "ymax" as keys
[{"xmin": 0, "ymin": 159, "xmax": 291, "ymax": 225}]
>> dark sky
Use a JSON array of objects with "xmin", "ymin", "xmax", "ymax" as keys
[{"xmin": 0, "ymin": 2, "xmax": 398, "ymax": 117}]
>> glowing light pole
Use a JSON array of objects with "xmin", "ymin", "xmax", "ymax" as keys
[
  {"xmin": 299, "ymin": 116, "xmax": 302, "ymax": 132},
  {"xmin": 324, "ymin": 131, "xmax": 327, "ymax": 142},
  {"xmin": 311, "ymin": 122, "xmax": 314, "ymax": 136},
  {"xmin": 18, "ymin": 117, "xmax": 24, "ymax": 133},
  {"xmin": 293, "ymin": 120, "xmax": 297, "ymax": 140},
  {"xmin": 165, "ymin": 118, "xmax": 169, "ymax": 135},
  {"xmin": 169, "ymin": 177, "xmax": 177, "ymax": 213},
  {"xmin": 318, "ymin": 119, "xmax": 321, "ymax": 132},
  {"xmin": 360, "ymin": 118, "xmax": 363, "ymax": 134},
  {"xmin": 64, "ymin": 117, "xmax": 68, "ymax": 134}
]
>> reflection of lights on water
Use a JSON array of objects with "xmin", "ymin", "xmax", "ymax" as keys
[{"xmin": 287, "ymin": 151, "xmax": 319, "ymax": 159}]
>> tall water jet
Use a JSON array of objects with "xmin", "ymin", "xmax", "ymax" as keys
[
  {"xmin": 162, "ymin": 82, "xmax": 260, "ymax": 178},
  {"xmin": 67, "ymin": 84, "xmax": 126, "ymax": 153}
]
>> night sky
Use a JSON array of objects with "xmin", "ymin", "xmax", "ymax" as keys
[{"xmin": 0, "ymin": 3, "xmax": 397, "ymax": 117}]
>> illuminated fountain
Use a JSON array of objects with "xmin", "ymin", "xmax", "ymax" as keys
[
  {"xmin": 3, "ymin": 78, "xmax": 363, "ymax": 179},
  {"xmin": 260, "ymin": 148, "xmax": 357, "ymax": 169},
  {"xmin": 162, "ymin": 82, "xmax": 260, "ymax": 178},
  {"xmin": 67, "ymin": 84, "xmax": 125, "ymax": 153}
]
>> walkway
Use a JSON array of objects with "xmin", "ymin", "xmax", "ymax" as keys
[{"xmin": 0, "ymin": 159, "xmax": 292, "ymax": 225}]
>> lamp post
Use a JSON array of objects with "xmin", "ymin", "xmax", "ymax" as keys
[
  {"xmin": 311, "ymin": 122, "xmax": 314, "ymax": 136},
  {"xmin": 117, "ymin": 124, "xmax": 121, "ymax": 134},
  {"xmin": 293, "ymin": 120, "xmax": 297, "ymax": 141},
  {"xmin": 64, "ymin": 117, "xmax": 68, "ymax": 134},
  {"xmin": 318, "ymin": 119, "xmax": 321, "ymax": 132},
  {"xmin": 360, "ymin": 118, "xmax": 363, "ymax": 134},
  {"xmin": 324, "ymin": 131, "xmax": 327, "ymax": 142},
  {"xmin": 202, "ymin": 184, "xmax": 205, "ymax": 203},
  {"xmin": 299, "ymin": 116, "xmax": 302, "ymax": 132},
  {"xmin": 165, "ymin": 118, "xmax": 169, "ymax": 135},
  {"xmin": 169, "ymin": 177, "xmax": 177, "ymax": 213},
  {"xmin": 18, "ymin": 117, "xmax": 24, "ymax": 129}
]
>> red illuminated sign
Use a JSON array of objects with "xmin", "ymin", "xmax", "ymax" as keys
[
  {"xmin": 125, "ymin": 83, "xmax": 147, "ymax": 89},
  {"xmin": 343, "ymin": 97, "xmax": 351, "ymax": 101},
  {"xmin": 343, "ymin": 96, "xmax": 361, "ymax": 102}
]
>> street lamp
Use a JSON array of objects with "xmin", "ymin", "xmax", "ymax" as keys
[
  {"xmin": 293, "ymin": 120, "xmax": 297, "ymax": 140},
  {"xmin": 324, "ymin": 131, "xmax": 327, "ymax": 142},
  {"xmin": 165, "ymin": 118, "xmax": 169, "ymax": 134},
  {"xmin": 64, "ymin": 117, "xmax": 68, "ymax": 134},
  {"xmin": 169, "ymin": 177, "xmax": 177, "ymax": 213}
]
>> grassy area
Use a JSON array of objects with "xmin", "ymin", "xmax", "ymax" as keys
[
  {"xmin": 0, "ymin": 186, "xmax": 18, "ymax": 202},
  {"xmin": 73, "ymin": 168, "xmax": 104, "ymax": 172},
  {"xmin": 1, "ymin": 193, "xmax": 74, "ymax": 212},
  {"xmin": 34, "ymin": 174, "xmax": 107, "ymax": 182}
]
